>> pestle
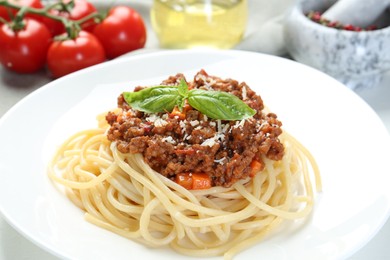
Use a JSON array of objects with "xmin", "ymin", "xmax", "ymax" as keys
[{"xmin": 322, "ymin": 0, "xmax": 390, "ymax": 27}]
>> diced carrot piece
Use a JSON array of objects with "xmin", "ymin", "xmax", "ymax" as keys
[
  {"xmin": 175, "ymin": 172, "xmax": 211, "ymax": 190},
  {"xmin": 249, "ymin": 159, "xmax": 264, "ymax": 177},
  {"xmin": 191, "ymin": 173, "xmax": 212, "ymax": 190},
  {"xmin": 169, "ymin": 106, "xmax": 186, "ymax": 120},
  {"xmin": 175, "ymin": 173, "xmax": 193, "ymax": 190},
  {"xmin": 169, "ymin": 102, "xmax": 192, "ymax": 120},
  {"xmin": 183, "ymin": 101, "xmax": 192, "ymax": 111}
]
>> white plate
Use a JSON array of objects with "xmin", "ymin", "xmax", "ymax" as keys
[{"xmin": 0, "ymin": 50, "xmax": 390, "ymax": 260}]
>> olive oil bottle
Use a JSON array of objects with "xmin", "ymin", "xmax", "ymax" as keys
[{"xmin": 150, "ymin": 0, "xmax": 248, "ymax": 49}]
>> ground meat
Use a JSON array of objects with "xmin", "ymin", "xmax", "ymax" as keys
[{"xmin": 106, "ymin": 70, "xmax": 284, "ymax": 187}]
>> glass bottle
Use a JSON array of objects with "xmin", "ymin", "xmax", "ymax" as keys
[{"xmin": 150, "ymin": 0, "xmax": 248, "ymax": 49}]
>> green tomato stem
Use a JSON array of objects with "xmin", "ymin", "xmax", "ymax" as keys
[{"xmin": 0, "ymin": 0, "xmax": 100, "ymax": 39}]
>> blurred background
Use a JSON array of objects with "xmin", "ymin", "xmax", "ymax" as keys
[{"xmin": 0, "ymin": 0, "xmax": 389, "ymax": 259}]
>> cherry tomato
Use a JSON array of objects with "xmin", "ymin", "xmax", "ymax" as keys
[
  {"xmin": 93, "ymin": 6, "xmax": 146, "ymax": 59},
  {"xmin": 47, "ymin": 30, "xmax": 106, "ymax": 78},
  {"xmin": 0, "ymin": 18, "xmax": 52, "ymax": 73},
  {"xmin": 43, "ymin": 0, "xmax": 97, "ymax": 36},
  {"xmin": 0, "ymin": 0, "xmax": 44, "ymax": 23}
]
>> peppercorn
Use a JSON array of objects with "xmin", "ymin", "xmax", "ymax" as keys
[{"xmin": 306, "ymin": 11, "xmax": 379, "ymax": 32}]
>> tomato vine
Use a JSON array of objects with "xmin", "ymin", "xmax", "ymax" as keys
[{"xmin": 0, "ymin": 0, "xmax": 147, "ymax": 77}]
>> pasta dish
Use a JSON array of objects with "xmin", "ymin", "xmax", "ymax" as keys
[{"xmin": 48, "ymin": 70, "xmax": 321, "ymax": 259}]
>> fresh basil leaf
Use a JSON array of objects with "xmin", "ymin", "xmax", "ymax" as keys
[
  {"xmin": 188, "ymin": 89, "xmax": 256, "ymax": 120},
  {"xmin": 176, "ymin": 96, "xmax": 186, "ymax": 111},
  {"xmin": 123, "ymin": 81, "xmax": 256, "ymax": 120},
  {"xmin": 178, "ymin": 79, "xmax": 189, "ymax": 97},
  {"xmin": 176, "ymin": 79, "xmax": 189, "ymax": 111},
  {"xmin": 123, "ymin": 86, "xmax": 180, "ymax": 113}
]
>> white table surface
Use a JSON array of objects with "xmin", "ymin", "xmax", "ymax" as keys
[{"xmin": 1, "ymin": 1, "xmax": 390, "ymax": 259}]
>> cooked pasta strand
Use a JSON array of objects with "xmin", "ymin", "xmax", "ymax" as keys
[{"xmin": 48, "ymin": 122, "xmax": 321, "ymax": 259}]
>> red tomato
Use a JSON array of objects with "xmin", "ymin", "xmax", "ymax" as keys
[
  {"xmin": 0, "ymin": 18, "xmax": 51, "ymax": 73},
  {"xmin": 0, "ymin": 0, "xmax": 44, "ymax": 23},
  {"xmin": 43, "ymin": 0, "xmax": 97, "ymax": 36},
  {"xmin": 93, "ymin": 6, "xmax": 146, "ymax": 59},
  {"xmin": 47, "ymin": 30, "xmax": 106, "ymax": 78}
]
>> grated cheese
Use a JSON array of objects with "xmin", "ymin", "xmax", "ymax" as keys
[
  {"xmin": 162, "ymin": 136, "xmax": 176, "ymax": 144},
  {"xmin": 233, "ymin": 119, "xmax": 247, "ymax": 129},
  {"xmin": 145, "ymin": 114, "xmax": 158, "ymax": 123},
  {"xmin": 217, "ymin": 120, "xmax": 222, "ymax": 133},
  {"xmin": 145, "ymin": 114, "xmax": 169, "ymax": 127},
  {"xmin": 242, "ymin": 86, "xmax": 247, "ymax": 100},
  {"xmin": 222, "ymin": 124, "xmax": 229, "ymax": 133},
  {"xmin": 214, "ymin": 157, "xmax": 226, "ymax": 164},
  {"xmin": 201, "ymin": 137, "xmax": 217, "ymax": 147},
  {"xmin": 180, "ymin": 120, "xmax": 187, "ymax": 133},
  {"xmin": 190, "ymin": 120, "xmax": 200, "ymax": 127},
  {"xmin": 256, "ymin": 121, "xmax": 269, "ymax": 132},
  {"xmin": 155, "ymin": 118, "xmax": 168, "ymax": 127}
]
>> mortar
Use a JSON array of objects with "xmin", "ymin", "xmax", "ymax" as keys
[{"xmin": 284, "ymin": 0, "xmax": 390, "ymax": 89}]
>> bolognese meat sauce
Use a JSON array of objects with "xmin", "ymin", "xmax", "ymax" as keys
[{"xmin": 106, "ymin": 70, "xmax": 284, "ymax": 188}]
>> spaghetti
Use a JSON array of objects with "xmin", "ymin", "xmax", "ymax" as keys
[{"xmin": 48, "ymin": 72, "xmax": 321, "ymax": 259}]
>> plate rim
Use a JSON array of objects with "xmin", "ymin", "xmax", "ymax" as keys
[{"xmin": 1, "ymin": 49, "xmax": 390, "ymax": 259}]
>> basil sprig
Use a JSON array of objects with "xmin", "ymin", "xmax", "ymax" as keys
[{"xmin": 123, "ymin": 79, "xmax": 256, "ymax": 120}]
